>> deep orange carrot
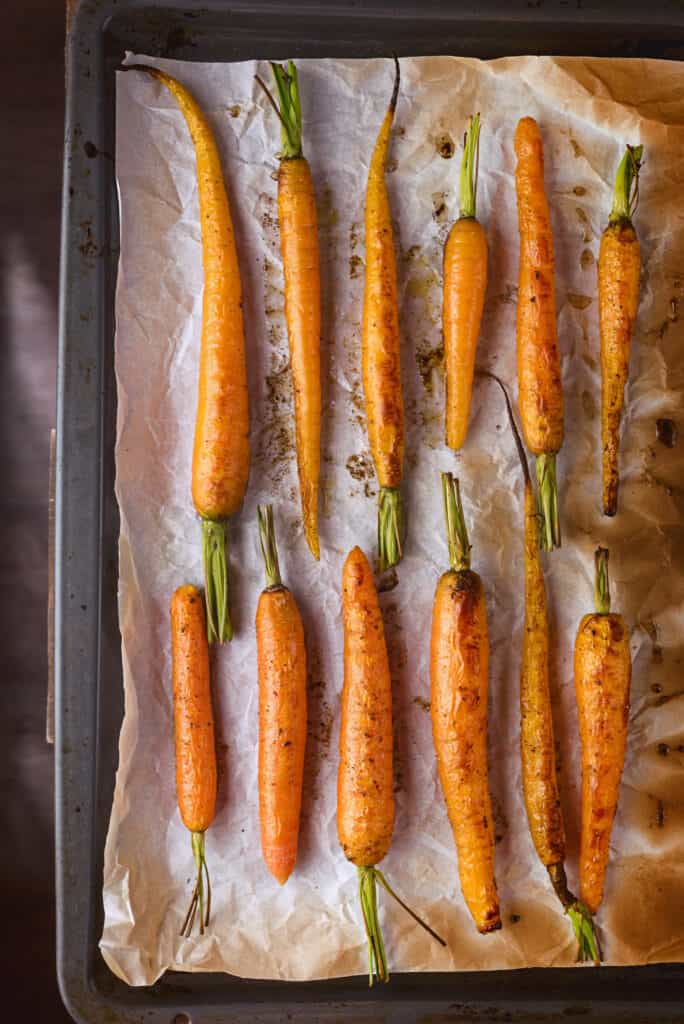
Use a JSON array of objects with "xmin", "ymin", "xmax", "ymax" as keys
[
  {"xmin": 362, "ymin": 58, "xmax": 405, "ymax": 571},
  {"xmin": 258, "ymin": 63, "xmax": 321, "ymax": 557},
  {"xmin": 256, "ymin": 505, "xmax": 307, "ymax": 885},
  {"xmin": 131, "ymin": 66, "xmax": 249, "ymax": 643},
  {"xmin": 514, "ymin": 116, "xmax": 563, "ymax": 552},
  {"xmin": 338, "ymin": 546, "xmax": 445, "ymax": 984},
  {"xmin": 444, "ymin": 114, "xmax": 488, "ymax": 450},
  {"xmin": 599, "ymin": 145, "xmax": 642, "ymax": 517},
  {"xmin": 575, "ymin": 548, "xmax": 631, "ymax": 914},
  {"xmin": 430, "ymin": 473, "xmax": 500, "ymax": 934},
  {"xmin": 171, "ymin": 584, "xmax": 217, "ymax": 936}
]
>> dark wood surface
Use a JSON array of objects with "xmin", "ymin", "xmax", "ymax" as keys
[{"xmin": 0, "ymin": 2, "xmax": 72, "ymax": 1020}]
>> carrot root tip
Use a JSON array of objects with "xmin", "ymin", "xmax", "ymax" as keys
[
  {"xmin": 201, "ymin": 518, "xmax": 232, "ymax": 643},
  {"xmin": 378, "ymin": 487, "xmax": 404, "ymax": 572},
  {"xmin": 535, "ymin": 453, "xmax": 561, "ymax": 552}
]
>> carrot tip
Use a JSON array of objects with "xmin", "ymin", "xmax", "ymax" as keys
[{"xmin": 201, "ymin": 518, "xmax": 232, "ymax": 643}]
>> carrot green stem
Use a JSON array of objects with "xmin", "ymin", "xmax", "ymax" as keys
[
  {"xmin": 441, "ymin": 472, "xmax": 471, "ymax": 572},
  {"xmin": 594, "ymin": 546, "xmax": 611, "ymax": 614},
  {"xmin": 181, "ymin": 831, "xmax": 212, "ymax": 938},
  {"xmin": 357, "ymin": 865, "xmax": 446, "ymax": 986},
  {"xmin": 378, "ymin": 487, "xmax": 403, "ymax": 572},
  {"xmin": 259, "ymin": 60, "xmax": 303, "ymax": 160},
  {"xmin": 459, "ymin": 113, "xmax": 481, "ymax": 219},
  {"xmin": 257, "ymin": 504, "xmax": 282, "ymax": 589},
  {"xmin": 609, "ymin": 144, "xmax": 643, "ymax": 226},
  {"xmin": 201, "ymin": 518, "xmax": 232, "ymax": 644},
  {"xmin": 547, "ymin": 864, "xmax": 601, "ymax": 964},
  {"xmin": 535, "ymin": 453, "xmax": 561, "ymax": 552}
]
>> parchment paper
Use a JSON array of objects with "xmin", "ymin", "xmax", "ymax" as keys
[{"xmin": 102, "ymin": 55, "xmax": 684, "ymax": 985}]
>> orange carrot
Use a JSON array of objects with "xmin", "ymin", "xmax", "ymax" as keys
[
  {"xmin": 443, "ymin": 114, "xmax": 488, "ymax": 450},
  {"xmin": 362, "ymin": 58, "xmax": 405, "ymax": 571},
  {"xmin": 257, "ymin": 63, "xmax": 321, "ymax": 557},
  {"xmin": 256, "ymin": 505, "xmax": 307, "ymax": 885},
  {"xmin": 514, "ymin": 116, "xmax": 563, "ymax": 551},
  {"xmin": 575, "ymin": 548, "xmax": 631, "ymax": 914},
  {"xmin": 430, "ymin": 473, "xmax": 500, "ymax": 934},
  {"xmin": 338, "ymin": 546, "xmax": 445, "ymax": 984},
  {"xmin": 171, "ymin": 584, "xmax": 217, "ymax": 936},
  {"xmin": 599, "ymin": 145, "xmax": 642, "ymax": 517},
  {"xmin": 131, "ymin": 66, "xmax": 250, "ymax": 643}
]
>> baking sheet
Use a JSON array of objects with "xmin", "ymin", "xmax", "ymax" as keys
[{"xmin": 101, "ymin": 54, "xmax": 684, "ymax": 985}]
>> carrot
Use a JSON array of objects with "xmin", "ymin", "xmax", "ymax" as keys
[
  {"xmin": 430, "ymin": 473, "xmax": 500, "ymax": 934},
  {"xmin": 130, "ymin": 65, "xmax": 250, "ymax": 643},
  {"xmin": 362, "ymin": 58, "xmax": 405, "ymax": 571},
  {"xmin": 514, "ymin": 116, "xmax": 563, "ymax": 552},
  {"xmin": 256, "ymin": 505, "xmax": 307, "ymax": 885},
  {"xmin": 575, "ymin": 547, "xmax": 631, "ymax": 915},
  {"xmin": 443, "ymin": 114, "xmax": 488, "ymax": 450},
  {"xmin": 481, "ymin": 370, "xmax": 600, "ymax": 961},
  {"xmin": 338, "ymin": 546, "xmax": 445, "ymax": 984},
  {"xmin": 598, "ymin": 145, "xmax": 643, "ymax": 517},
  {"xmin": 256, "ymin": 63, "xmax": 321, "ymax": 558},
  {"xmin": 171, "ymin": 584, "xmax": 217, "ymax": 937}
]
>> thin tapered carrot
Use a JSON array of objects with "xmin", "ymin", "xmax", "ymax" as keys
[
  {"xmin": 514, "ymin": 116, "xmax": 563, "ymax": 552},
  {"xmin": 444, "ymin": 114, "xmax": 488, "ymax": 450},
  {"xmin": 338, "ymin": 546, "xmax": 445, "ymax": 984},
  {"xmin": 362, "ymin": 57, "xmax": 405, "ymax": 571},
  {"xmin": 481, "ymin": 370, "xmax": 600, "ymax": 961},
  {"xmin": 599, "ymin": 145, "xmax": 643, "ymax": 517},
  {"xmin": 130, "ymin": 65, "xmax": 249, "ymax": 643},
  {"xmin": 257, "ymin": 63, "xmax": 321, "ymax": 558},
  {"xmin": 256, "ymin": 505, "xmax": 307, "ymax": 885},
  {"xmin": 171, "ymin": 585, "xmax": 217, "ymax": 937},
  {"xmin": 575, "ymin": 548, "xmax": 631, "ymax": 914},
  {"xmin": 430, "ymin": 473, "xmax": 500, "ymax": 934}
]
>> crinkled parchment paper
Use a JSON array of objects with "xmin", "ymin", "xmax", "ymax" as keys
[{"xmin": 102, "ymin": 55, "xmax": 684, "ymax": 985}]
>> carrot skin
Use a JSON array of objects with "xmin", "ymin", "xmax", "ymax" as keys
[
  {"xmin": 171, "ymin": 585, "xmax": 217, "ymax": 835},
  {"xmin": 431, "ymin": 568, "xmax": 500, "ymax": 933},
  {"xmin": 575, "ymin": 610, "xmax": 631, "ymax": 914},
  {"xmin": 337, "ymin": 547, "xmax": 394, "ymax": 868},
  {"xmin": 278, "ymin": 156, "xmax": 321, "ymax": 558},
  {"xmin": 257, "ymin": 585, "xmax": 307, "ymax": 885},
  {"xmin": 444, "ymin": 217, "xmax": 488, "ymax": 450},
  {"xmin": 514, "ymin": 117, "xmax": 564, "ymax": 457},
  {"xmin": 598, "ymin": 223, "xmax": 640, "ymax": 516}
]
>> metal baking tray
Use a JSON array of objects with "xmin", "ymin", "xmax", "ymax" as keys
[{"xmin": 56, "ymin": 2, "xmax": 684, "ymax": 1020}]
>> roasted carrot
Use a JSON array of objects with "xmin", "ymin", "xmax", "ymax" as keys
[
  {"xmin": 257, "ymin": 63, "xmax": 321, "ymax": 558},
  {"xmin": 514, "ymin": 116, "xmax": 563, "ymax": 552},
  {"xmin": 599, "ymin": 145, "xmax": 643, "ymax": 517},
  {"xmin": 575, "ymin": 547, "xmax": 631, "ymax": 914},
  {"xmin": 338, "ymin": 546, "xmax": 445, "ymax": 984},
  {"xmin": 482, "ymin": 370, "xmax": 600, "ymax": 961},
  {"xmin": 430, "ymin": 473, "xmax": 500, "ymax": 934},
  {"xmin": 443, "ymin": 114, "xmax": 488, "ymax": 450},
  {"xmin": 256, "ymin": 505, "xmax": 307, "ymax": 885},
  {"xmin": 130, "ymin": 65, "xmax": 250, "ymax": 643},
  {"xmin": 362, "ymin": 58, "xmax": 405, "ymax": 571},
  {"xmin": 171, "ymin": 584, "xmax": 217, "ymax": 937}
]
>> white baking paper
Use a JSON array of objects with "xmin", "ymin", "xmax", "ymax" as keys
[{"xmin": 102, "ymin": 55, "xmax": 684, "ymax": 985}]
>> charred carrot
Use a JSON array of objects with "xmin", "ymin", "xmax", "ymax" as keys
[
  {"xmin": 482, "ymin": 370, "xmax": 600, "ymax": 961},
  {"xmin": 514, "ymin": 117, "xmax": 563, "ymax": 551},
  {"xmin": 256, "ymin": 505, "xmax": 307, "ymax": 885},
  {"xmin": 443, "ymin": 114, "xmax": 488, "ymax": 450},
  {"xmin": 338, "ymin": 547, "xmax": 445, "ymax": 984},
  {"xmin": 171, "ymin": 585, "xmax": 217, "ymax": 937},
  {"xmin": 599, "ymin": 145, "xmax": 643, "ymax": 516},
  {"xmin": 362, "ymin": 58, "xmax": 405, "ymax": 571},
  {"xmin": 130, "ymin": 65, "xmax": 250, "ymax": 643},
  {"xmin": 430, "ymin": 473, "xmax": 500, "ymax": 934},
  {"xmin": 575, "ymin": 548, "xmax": 631, "ymax": 914},
  {"xmin": 257, "ymin": 63, "xmax": 321, "ymax": 557}
]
